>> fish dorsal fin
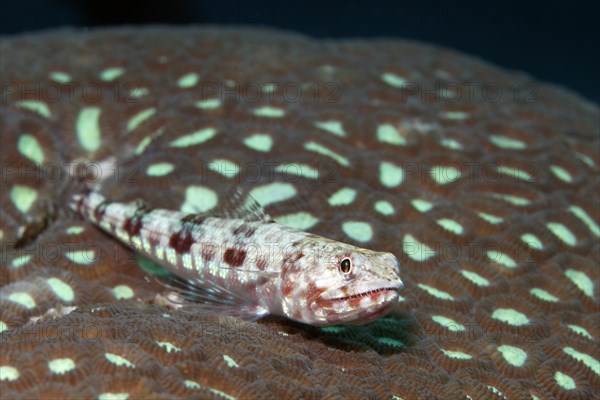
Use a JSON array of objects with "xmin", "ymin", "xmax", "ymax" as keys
[{"xmin": 212, "ymin": 186, "xmax": 273, "ymax": 222}]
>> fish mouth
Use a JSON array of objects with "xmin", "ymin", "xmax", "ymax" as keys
[{"xmin": 327, "ymin": 287, "xmax": 399, "ymax": 302}]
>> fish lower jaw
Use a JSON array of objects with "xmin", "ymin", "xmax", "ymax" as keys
[{"xmin": 325, "ymin": 287, "xmax": 399, "ymax": 302}]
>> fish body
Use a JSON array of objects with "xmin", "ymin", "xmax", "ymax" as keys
[{"xmin": 71, "ymin": 190, "xmax": 403, "ymax": 326}]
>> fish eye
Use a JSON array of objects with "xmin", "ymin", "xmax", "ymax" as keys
[{"xmin": 340, "ymin": 257, "xmax": 352, "ymax": 274}]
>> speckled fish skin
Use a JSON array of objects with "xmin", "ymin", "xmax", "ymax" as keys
[{"xmin": 72, "ymin": 190, "xmax": 403, "ymax": 326}]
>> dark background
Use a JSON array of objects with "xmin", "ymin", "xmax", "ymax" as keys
[{"xmin": 1, "ymin": 0, "xmax": 599, "ymax": 103}]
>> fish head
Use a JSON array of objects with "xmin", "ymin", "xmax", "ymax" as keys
[{"xmin": 280, "ymin": 241, "xmax": 403, "ymax": 326}]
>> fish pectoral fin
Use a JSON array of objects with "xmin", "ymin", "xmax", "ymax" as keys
[{"xmin": 156, "ymin": 274, "xmax": 270, "ymax": 321}]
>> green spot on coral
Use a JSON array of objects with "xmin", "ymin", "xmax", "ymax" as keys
[
  {"xmin": 130, "ymin": 87, "xmax": 149, "ymax": 98},
  {"xmin": 18, "ymin": 134, "xmax": 44, "ymax": 163},
  {"xmin": 66, "ymin": 226, "xmax": 85, "ymax": 235},
  {"xmin": 209, "ymin": 389, "xmax": 235, "ymax": 400},
  {"xmin": 418, "ymin": 284, "xmax": 454, "ymax": 301},
  {"xmin": 377, "ymin": 337, "xmax": 404, "ymax": 347},
  {"xmin": 275, "ymin": 163, "xmax": 319, "ymax": 179},
  {"xmin": 263, "ymin": 83, "xmax": 277, "ymax": 93},
  {"xmin": 127, "ymin": 107, "xmax": 156, "ymax": 132},
  {"xmin": 550, "ymin": 165, "xmax": 573, "ymax": 183},
  {"xmin": 180, "ymin": 186, "xmax": 218, "ymax": 213},
  {"xmin": 575, "ymin": 152, "xmax": 595, "ymax": 168},
  {"xmin": 315, "ymin": 120, "xmax": 346, "ymax": 137},
  {"xmin": 11, "ymin": 255, "xmax": 31, "ymax": 269},
  {"xmin": 11, "ymin": 185, "xmax": 38, "ymax": 213},
  {"xmin": 8, "ymin": 292, "xmax": 36, "ymax": 309},
  {"xmin": 98, "ymin": 393, "xmax": 130, "ymax": 400},
  {"xmin": 328, "ymin": 188, "xmax": 357, "ymax": 206},
  {"xmin": 379, "ymin": 161, "xmax": 404, "ymax": 187},
  {"xmin": 492, "ymin": 308, "xmax": 530, "ymax": 326},
  {"xmin": 440, "ymin": 138, "xmax": 463, "ymax": 150},
  {"xmin": 49, "ymin": 71, "xmax": 71, "ymax": 83},
  {"xmin": 275, "ymin": 212, "xmax": 319, "ymax": 230},
  {"xmin": 64, "ymin": 249, "xmax": 96, "ymax": 265},
  {"xmin": 156, "ymin": 341, "xmax": 181, "ymax": 353},
  {"xmin": 135, "ymin": 127, "xmax": 165, "ymax": 154},
  {"xmin": 566, "ymin": 325, "xmax": 593, "ymax": 340},
  {"xmin": 304, "ymin": 141, "xmax": 350, "ymax": 167},
  {"xmin": 146, "ymin": 162, "xmax": 174, "ymax": 176},
  {"xmin": 377, "ymin": 124, "xmax": 406, "ymax": 145},
  {"xmin": 0, "ymin": 322, "xmax": 7, "ymax": 333},
  {"xmin": 440, "ymin": 111, "xmax": 469, "ymax": 120},
  {"xmin": 478, "ymin": 212, "xmax": 504, "ymax": 224},
  {"xmin": 554, "ymin": 371, "xmax": 576, "ymax": 390},
  {"xmin": 488, "ymin": 134, "xmax": 526, "ymax": 149},
  {"xmin": 460, "ymin": 270, "xmax": 490, "ymax": 287},
  {"xmin": 374, "ymin": 200, "xmax": 394, "ymax": 215},
  {"xmin": 530, "ymin": 287, "xmax": 559, "ymax": 302},
  {"xmin": 207, "ymin": 159, "xmax": 240, "ymax": 177},
  {"xmin": 112, "ymin": 285, "xmax": 134, "ymax": 300},
  {"xmin": 431, "ymin": 315, "xmax": 465, "ymax": 332},
  {"xmin": 569, "ymin": 206, "xmax": 600, "ymax": 237},
  {"xmin": 486, "ymin": 250, "xmax": 517, "ymax": 268},
  {"xmin": 563, "ymin": 347, "xmax": 600, "ymax": 376},
  {"xmin": 104, "ymin": 353, "xmax": 135, "ymax": 368},
  {"xmin": 491, "ymin": 193, "xmax": 531, "ymax": 207},
  {"xmin": 436, "ymin": 218, "xmax": 463, "ymax": 235},
  {"xmin": 48, "ymin": 358, "xmax": 76, "ymax": 375},
  {"xmin": 184, "ymin": 380, "xmax": 201, "ymax": 389},
  {"xmin": 253, "ymin": 106, "xmax": 285, "ymax": 117},
  {"xmin": 411, "ymin": 199, "xmax": 433, "ymax": 213},
  {"xmin": 46, "ymin": 278, "xmax": 75, "ymax": 302},
  {"xmin": 177, "ymin": 72, "xmax": 199, "ymax": 88},
  {"xmin": 100, "ymin": 67, "xmax": 125, "ymax": 81},
  {"xmin": 546, "ymin": 222, "xmax": 577, "ymax": 246},
  {"xmin": 430, "ymin": 165, "xmax": 461, "ymax": 184},
  {"xmin": 16, "ymin": 100, "xmax": 51, "ymax": 118},
  {"xmin": 0, "ymin": 366, "xmax": 19, "ymax": 381},
  {"xmin": 403, "ymin": 234, "xmax": 435, "ymax": 262},
  {"xmin": 441, "ymin": 349, "xmax": 472, "ymax": 359},
  {"xmin": 496, "ymin": 166, "xmax": 533, "ymax": 182},
  {"xmin": 223, "ymin": 355, "xmax": 239, "ymax": 368},
  {"xmin": 381, "ymin": 72, "xmax": 407, "ymax": 88},
  {"xmin": 195, "ymin": 98, "xmax": 222, "ymax": 109},
  {"xmin": 243, "ymin": 133, "xmax": 273, "ymax": 152},
  {"xmin": 250, "ymin": 183, "xmax": 296, "ymax": 207},
  {"xmin": 497, "ymin": 345, "xmax": 527, "ymax": 367},
  {"xmin": 521, "ymin": 233, "xmax": 543, "ymax": 250},
  {"xmin": 564, "ymin": 269, "xmax": 594, "ymax": 298},
  {"xmin": 76, "ymin": 107, "xmax": 102, "ymax": 152},
  {"xmin": 342, "ymin": 221, "xmax": 373, "ymax": 243},
  {"xmin": 169, "ymin": 127, "xmax": 217, "ymax": 147}
]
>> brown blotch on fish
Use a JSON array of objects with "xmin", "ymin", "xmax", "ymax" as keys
[
  {"xmin": 224, "ymin": 248, "xmax": 246, "ymax": 267},
  {"xmin": 256, "ymin": 256, "xmax": 269, "ymax": 271},
  {"xmin": 169, "ymin": 229, "xmax": 195, "ymax": 253},
  {"xmin": 123, "ymin": 205, "xmax": 151, "ymax": 236}
]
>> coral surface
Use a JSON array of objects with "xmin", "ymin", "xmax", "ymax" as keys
[{"xmin": 0, "ymin": 27, "xmax": 599, "ymax": 399}]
